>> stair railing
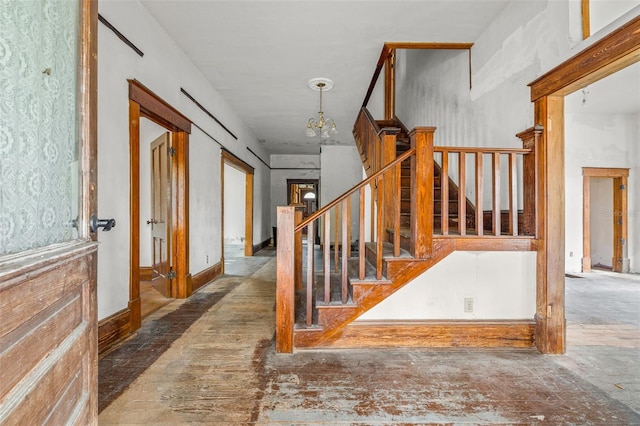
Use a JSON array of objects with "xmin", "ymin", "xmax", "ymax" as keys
[
  {"xmin": 275, "ymin": 128, "xmax": 436, "ymax": 353},
  {"xmin": 433, "ymin": 146, "xmax": 534, "ymax": 236}
]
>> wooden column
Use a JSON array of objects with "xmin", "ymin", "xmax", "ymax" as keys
[
  {"xmin": 517, "ymin": 125, "xmax": 542, "ymax": 236},
  {"xmin": 613, "ymin": 175, "xmax": 629, "ymax": 273},
  {"xmin": 410, "ymin": 127, "xmax": 435, "ymax": 259},
  {"xmin": 384, "ymin": 49, "xmax": 396, "ymax": 120},
  {"xmin": 534, "ymin": 96, "xmax": 565, "ymax": 355},
  {"xmin": 276, "ymin": 206, "xmax": 296, "ymax": 353}
]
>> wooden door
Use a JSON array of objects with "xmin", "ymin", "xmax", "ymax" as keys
[
  {"xmin": 150, "ymin": 133, "xmax": 172, "ymax": 297},
  {"xmin": 0, "ymin": 0, "xmax": 98, "ymax": 423}
]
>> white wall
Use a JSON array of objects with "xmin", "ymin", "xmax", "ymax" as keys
[
  {"xmin": 565, "ymin": 112, "xmax": 639, "ymax": 273},
  {"xmin": 270, "ymin": 154, "xmax": 320, "ymax": 228},
  {"xmin": 359, "ymin": 251, "xmax": 536, "ymax": 320},
  {"xmin": 223, "ymin": 164, "xmax": 246, "ymax": 245},
  {"xmin": 97, "ymin": 0, "xmax": 270, "ymax": 319}
]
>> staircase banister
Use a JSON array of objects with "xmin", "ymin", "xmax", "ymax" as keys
[
  {"xmin": 434, "ymin": 146, "xmax": 532, "ymax": 154},
  {"xmin": 357, "ymin": 107, "xmax": 382, "ymax": 134},
  {"xmin": 295, "ymin": 147, "xmax": 416, "ymax": 232}
]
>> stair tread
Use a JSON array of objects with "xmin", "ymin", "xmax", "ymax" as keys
[{"xmin": 364, "ymin": 241, "xmax": 413, "ymax": 259}]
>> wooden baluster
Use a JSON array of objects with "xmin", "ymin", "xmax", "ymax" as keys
[
  {"xmin": 294, "ymin": 209, "xmax": 303, "ymax": 292},
  {"xmin": 492, "ymin": 152, "xmax": 501, "ymax": 236},
  {"xmin": 441, "ymin": 151, "xmax": 449, "ymax": 235},
  {"xmin": 276, "ymin": 206, "xmax": 295, "ymax": 353},
  {"xmin": 394, "ymin": 162, "xmax": 401, "ymax": 257},
  {"xmin": 341, "ymin": 199, "xmax": 349, "ymax": 304},
  {"xmin": 346, "ymin": 196, "xmax": 352, "ymax": 258},
  {"xmin": 359, "ymin": 187, "xmax": 366, "ymax": 280},
  {"xmin": 370, "ymin": 182, "xmax": 375, "ymax": 241},
  {"xmin": 410, "ymin": 127, "xmax": 435, "ymax": 259},
  {"xmin": 509, "ymin": 153, "xmax": 518, "ymax": 236},
  {"xmin": 334, "ymin": 203, "xmax": 340, "ymax": 273},
  {"xmin": 458, "ymin": 152, "xmax": 467, "ymax": 236},
  {"xmin": 323, "ymin": 211, "xmax": 331, "ymax": 303},
  {"xmin": 306, "ymin": 220, "xmax": 314, "ymax": 326},
  {"xmin": 475, "ymin": 152, "xmax": 484, "ymax": 236},
  {"xmin": 376, "ymin": 175, "xmax": 384, "ymax": 279}
]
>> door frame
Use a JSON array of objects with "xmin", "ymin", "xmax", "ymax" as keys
[
  {"xmin": 528, "ymin": 15, "xmax": 640, "ymax": 353},
  {"xmin": 128, "ymin": 79, "xmax": 192, "ymax": 332},
  {"xmin": 582, "ymin": 167, "xmax": 629, "ymax": 273},
  {"xmin": 221, "ymin": 149, "xmax": 254, "ymax": 262}
]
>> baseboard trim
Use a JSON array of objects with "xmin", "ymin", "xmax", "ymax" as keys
[
  {"xmin": 306, "ymin": 319, "xmax": 536, "ymax": 349},
  {"xmin": 191, "ymin": 261, "xmax": 223, "ymax": 292},
  {"xmin": 253, "ymin": 237, "xmax": 271, "ymax": 254},
  {"xmin": 139, "ymin": 266, "xmax": 153, "ymax": 281},
  {"xmin": 98, "ymin": 308, "xmax": 132, "ymax": 356}
]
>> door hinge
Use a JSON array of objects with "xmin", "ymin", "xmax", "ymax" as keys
[
  {"xmin": 168, "ymin": 147, "xmax": 176, "ymax": 156},
  {"xmin": 167, "ymin": 270, "xmax": 176, "ymax": 280},
  {"xmin": 620, "ymin": 184, "xmax": 626, "ymax": 190}
]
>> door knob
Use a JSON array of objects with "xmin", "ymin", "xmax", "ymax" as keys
[
  {"xmin": 90, "ymin": 215, "xmax": 116, "ymax": 233},
  {"xmin": 146, "ymin": 219, "xmax": 158, "ymax": 225}
]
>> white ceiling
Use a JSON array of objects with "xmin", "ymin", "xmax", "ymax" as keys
[
  {"xmin": 139, "ymin": 1, "xmax": 638, "ymax": 156},
  {"xmin": 140, "ymin": 0, "xmax": 511, "ymax": 155}
]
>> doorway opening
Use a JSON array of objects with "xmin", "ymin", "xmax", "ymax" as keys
[
  {"xmin": 128, "ymin": 79, "xmax": 191, "ymax": 332},
  {"xmin": 221, "ymin": 150, "xmax": 254, "ymax": 268},
  {"xmin": 286, "ymin": 179, "xmax": 319, "ymax": 243},
  {"xmin": 582, "ymin": 167, "xmax": 629, "ymax": 273}
]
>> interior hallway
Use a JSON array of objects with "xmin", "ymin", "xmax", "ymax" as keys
[{"xmin": 98, "ymin": 249, "xmax": 640, "ymax": 424}]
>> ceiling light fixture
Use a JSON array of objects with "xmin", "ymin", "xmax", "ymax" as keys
[{"xmin": 306, "ymin": 78, "xmax": 337, "ymax": 139}]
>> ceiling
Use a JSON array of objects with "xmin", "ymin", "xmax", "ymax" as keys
[{"xmin": 140, "ymin": 0, "xmax": 511, "ymax": 155}]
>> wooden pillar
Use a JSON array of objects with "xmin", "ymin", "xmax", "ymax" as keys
[
  {"xmin": 517, "ymin": 125, "xmax": 542, "ymax": 236},
  {"xmin": 409, "ymin": 127, "xmax": 435, "ymax": 259},
  {"xmin": 613, "ymin": 175, "xmax": 629, "ymax": 272},
  {"xmin": 384, "ymin": 49, "xmax": 395, "ymax": 120},
  {"xmin": 128, "ymin": 99, "xmax": 142, "ymax": 332},
  {"xmin": 582, "ymin": 174, "xmax": 591, "ymax": 272},
  {"xmin": 534, "ymin": 96, "xmax": 565, "ymax": 355},
  {"xmin": 276, "ymin": 206, "xmax": 296, "ymax": 353}
]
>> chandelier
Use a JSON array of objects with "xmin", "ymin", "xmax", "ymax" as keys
[{"xmin": 306, "ymin": 78, "xmax": 337, "ymax": 138}]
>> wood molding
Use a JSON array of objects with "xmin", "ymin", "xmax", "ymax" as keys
[
  {"xmin": 448, "ymin": 236, "xmax": 537, "ymax": 251},
  {"xmin": 302, "ymin": 320, "xmax": 535, "ymax": 349},
  {"xmin": 581, "ymin": 0, "xmax": 590, "ymax": 40},
  {"xmin": 139, "ymin": 266, "xmax": 153, "ymax": 281},
  {"xmin": 98, "ymin": 308, "xmax": 132, "ymax": 356},
  {"xmin": 582, "ymin": 167, "xmax": 630, "ymax": 273},
  {"xmin": 191, "ymin": 261, "xmax": 223, "ymax": 292},
  {"xmin": 128, "ymin": 79, "xmax": 191, "ymax": 133},
  {"xmin": 221, "ymin": 149, "xmax": 254, "ymax": 174},
  {"xmin": 221, "ymin": 149, "xmax": 255, "ymax": 258},
  {"xmin": 529, "ymin": 15, "xmax": 640, "ymax": 100}
]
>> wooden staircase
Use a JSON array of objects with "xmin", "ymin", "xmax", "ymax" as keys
[{"xmin": 275, "ymin": 108, "xmax": 539, "ymax": 353}]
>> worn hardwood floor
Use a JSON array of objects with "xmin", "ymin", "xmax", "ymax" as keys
[{"xmin": 99, "ymin": 250, "xmax": 640, "ymax": 424}]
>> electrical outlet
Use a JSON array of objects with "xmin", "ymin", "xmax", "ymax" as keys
[
  {"xmin": 205, "ymin": 255, "xmax": 209, "ymax": 264},
  {"xmin": 464, "ymin": 297, "xmax": 474, "ymax": 313}
]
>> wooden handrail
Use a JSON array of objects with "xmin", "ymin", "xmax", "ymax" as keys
[
  {"xmin": 295, "ymin": 148, "xmax": 415, "ymax": 232},
  {"xmin": 435, "ymin": 146, "xmax": 532, "ymax": 154}
]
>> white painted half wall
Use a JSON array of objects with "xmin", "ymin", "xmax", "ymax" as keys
[{"xmin": 358, "ymin": 251, "xmax": 536, "ymax": 320}]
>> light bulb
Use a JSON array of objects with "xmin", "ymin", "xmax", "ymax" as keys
[{"xmin": 306, "ymin": 126, "xmax": 317, "ymax": 137}]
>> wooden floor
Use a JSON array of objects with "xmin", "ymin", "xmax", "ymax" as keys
[
  {"xmin": 98, "ymin": 250, "xmax": 640, "ymax": 424},
  {"xmin": 140, "ymin": 280, "xmax": 174, "ymax": 319}
]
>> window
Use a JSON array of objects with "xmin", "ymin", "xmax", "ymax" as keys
[{"xmin": 0, "ymin": 0, "xmax": 80, "ymax": 255}]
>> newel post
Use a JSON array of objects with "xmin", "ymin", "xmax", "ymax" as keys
[
  {"xmin": 410, "ymin": 127, "xmax": 436, "ymax": 258},
  {"xmin": 276, "ymin": 206, "xmax": 296, "ymax": 353},
  {"xmin": 517, "ymin": 125, "xmax": 543, "ymax": 237}
]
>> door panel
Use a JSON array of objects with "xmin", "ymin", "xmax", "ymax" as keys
[{"xmin": 151, "ymin": 133, "xmax": 171, "ymax": 297}]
